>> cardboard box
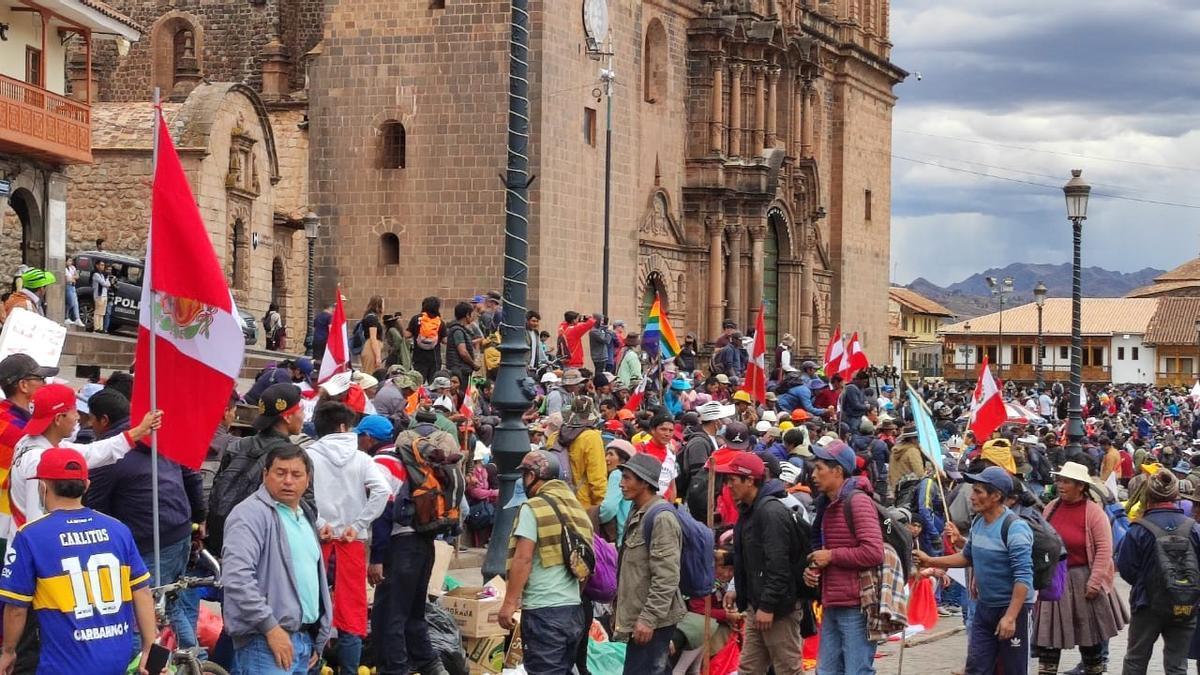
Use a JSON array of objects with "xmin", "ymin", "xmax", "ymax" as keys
[
  {"xmin": 504, "ymin": 622, "xmax": 523, "ymax": 669},
  {"xmin": 464, "ymin": 633, "xmax": 506, "ymax": 674},
  {"xmin": 427, "ymin": 539, "xmax": 454, "ymax": 597},
  {"xmin": 440, "ymin": 577, "xmax": 507, "ymax": 637}
]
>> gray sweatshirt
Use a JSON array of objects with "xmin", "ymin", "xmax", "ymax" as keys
[{"xmin": 222, "ymin": 485, "xmax": 332, "ymax": 649}]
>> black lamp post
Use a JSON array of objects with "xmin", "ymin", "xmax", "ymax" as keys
[
  {"xmin": 483, "ymin": 0, "xmax": 535, "ymax": 579},
  {"xmin": 1193, "ymin": 318, "xmax": 1200, "ymax": 386},
  {"xmin": 986, "ymin": 276, "xmax": 1013, "ymax": 378},
  {"xmin": 1034, "ymin": 281, "xmax": 1047, "ymax": 390},
  {"xmin": 1063, "ymin": 169, "xmax": 1091, "ymax": 457},
  {"xmin": 303, "ymin": 211, "xmax": 319, "ymax": 356}
]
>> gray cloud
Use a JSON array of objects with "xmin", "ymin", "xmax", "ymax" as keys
[{"xmin": 890, "ymin": 0, "xmax": 1200, "ymax": 287}]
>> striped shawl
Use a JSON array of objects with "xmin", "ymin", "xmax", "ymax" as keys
[{"xmin": 507, "ymin": 479, "xmax": 594, "ymax": 570}]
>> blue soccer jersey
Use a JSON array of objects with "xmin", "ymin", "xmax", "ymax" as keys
[{"xmin": 0, "ymin": 508, "xmax": 150, "ymax": 674}]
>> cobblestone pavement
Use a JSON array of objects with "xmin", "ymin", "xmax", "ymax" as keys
[{"xmin": 870, "ymin": 580, "xmax": 1176, "ymax": 675}]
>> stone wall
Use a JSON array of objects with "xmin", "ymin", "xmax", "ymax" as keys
[
  {"xmin": 65, "ymin": 152, "xmax": 153, "ymax": 257},
  {"xmin": 267, "ymin": 106, "xmax": 309, "ymax": 217},
  {"xmin": 308, "ymin": 0, "xmax": 511, "ymax": 319}
]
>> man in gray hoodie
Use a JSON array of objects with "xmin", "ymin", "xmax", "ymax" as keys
[
  {"xmin": 222, "ymin": 443, "xmax": 332, "ymax": 673},
  {"xmin": 306, "ymin": 402, "xmax": 389, "ymax": 675}
]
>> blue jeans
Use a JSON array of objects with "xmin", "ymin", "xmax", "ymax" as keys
[
  {"xmin": 234, "ymin": 632, "xmax": 314, "ymax": 675},
  {"xmin": 103, "ymin": 296, "xmax": 115, "ymax": 331},
  {"xmin": 816, "ymin": 606, "xmax": 877, "ymax": 675},
  {"xmin": 521, "ymin": 605, "xmax": 586, "ymax": 675},
  {"xmin": 64, "ymin": 285, "xmax": 79, "ymax": 322},
  {"xmin": 332, "ymin": 633, "xmax": 361, "ymax": 675},
  {"xmin": 622, "ymin": 625, "xmax": 674, "ymax": 675},
  {"xmin": 141, "ymin": 536, "xmax": 199, "ymax": 651},
  {"xmin": 965, "ymin": 603, "xmax": 1030, "ymax": 675}
]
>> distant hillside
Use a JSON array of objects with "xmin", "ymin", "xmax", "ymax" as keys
[{"xmin": 906, "ymin": 263, "xmax": 1164, "ymax": 319}]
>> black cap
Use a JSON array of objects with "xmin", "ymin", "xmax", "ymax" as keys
[
  {"xmin": 723, "ymin": 421, "xmax": 752, "ymax": 450},
  {"xmin": 253, "ymin": 383, "xmax": 301, "ymax": 431},
  {"xmin": 0, "ymin": 353, "xmax": 58, "ymax": 388}
]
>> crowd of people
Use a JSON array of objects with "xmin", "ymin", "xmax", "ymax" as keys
[{"xmin": 4, "ymin": 293, "xmax": 1200, "ymax": 675}]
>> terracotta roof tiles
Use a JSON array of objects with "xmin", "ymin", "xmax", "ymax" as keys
[
  {"xmin": 1144, "ymin": 297, "xmax": 1200, "ymax": 346},
  {"xmin": 888, "ymin": 287, "xmax": 954, "ymax": 317},
  {"xmin": 940, "ymin": 298, "xmax": 1159, "ymax": 337}
]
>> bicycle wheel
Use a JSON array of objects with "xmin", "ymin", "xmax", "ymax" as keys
[
  {"xmin": 200, "ymin": 662, "xmax": 230, "ymax": 675},
  {"xmin": 173, "ymin": 660, "xmax": 229, "ymax": 675}
]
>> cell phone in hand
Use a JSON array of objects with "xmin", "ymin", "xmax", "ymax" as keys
[{"xmin": 145, "ymin": 643, "xmax": 171, "ymax": 675}]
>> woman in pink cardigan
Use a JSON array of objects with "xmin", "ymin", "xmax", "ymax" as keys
[{"xmin": 1033, "ymin": 462, "xmax": 1129, "ymax": 675}]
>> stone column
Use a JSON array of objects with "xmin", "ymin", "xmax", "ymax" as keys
[
  {"xmin": 726, "ymin": 222, "xmax": 744, "ymax": 328},
  {"xmin": 710, "ymin": 56, "xmax": 725, "ymax": 154},
  {"xmin": 749, "ymin": 224, "xmax": 767, "ymax": 311},
  {"xmin": 753, "ymin": 66, "xmax": 766, "ymax": 154},
  {"xmin": 792, "ymin": 75, "xmax": 804, "ymax": 157},
  {"xmin": 800, "ymin": 229, "xmax": 815, "ymax": 352},
  {"xmin": 766, "ymin": 67, "xmax": 780, "ymax": 149},
  {"xmin": 707, "ymin": 216, "xmax": 726, "ymax": 340},
  {"xmin": 260, "ymin": 36, "xmax": 291, "ymax": 101},
  {"xmin": 729, "ymin": 62, "xmax": 744, "ymax": 157},
  {"xmin": 800, "ymin": 82, "xmax": 814, "ymax": 158}
]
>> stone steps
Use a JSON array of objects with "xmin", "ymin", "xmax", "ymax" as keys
[{"xmin": 60, "ymin": 327, "xmax": 299, "ymax": 382}]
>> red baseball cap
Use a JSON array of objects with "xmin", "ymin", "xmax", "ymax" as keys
[
  {"xmin": 34, "ymin": 447, "xmax": 89, "ymax": 481},
  {"xmin": 24, "ymin": 384, "xmax": 76, "ymax": 437},
  {"xmin": 714, "ymin": 451, "xmax": 765, "ymax": 481}
]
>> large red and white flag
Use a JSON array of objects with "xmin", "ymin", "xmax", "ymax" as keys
[
  {"xmin": 317, "ymin": 289, "xmax": 349, "ymax": 384},
  {"xmin": 840, "ymin": 332, "xmax": 870, "ymax": 379},
  {"xmin": 969, "ymin": 356, "xmax": 1007, "ymax": 441},
  {"xmin": 742, "ymin": 302, "xmax": 767, "ymax": 404},
  {"xmin": 131, "ymin": 111, "xmax": 245, "ymax": 470},
  {"xmin": 823, "ymin": 326, "xmax": 845, "ymax": 376}
]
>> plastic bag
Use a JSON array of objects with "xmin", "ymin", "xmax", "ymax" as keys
[
  {"xmin": 709, "ymin": 635, "xmax": 741, "ymax": 675},
  {"xmin": 586, "ymin": 638, "xmax": 627, "ymax": 675},
  {"xmin": 426, "ymin": 601, "xmax": 470, "ymax": 675},
  {"xmin": 906, "ymin": 576, "xmax": 939, "ymax": 631}
]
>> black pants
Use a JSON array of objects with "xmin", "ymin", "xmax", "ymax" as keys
[
  {"xmin": 371, "ymin": 534, "xmax": 438, "ymax": 675},
  {"xmin": 1121, "ymin": 607, "xmax": 1195, "ymax": 675}
]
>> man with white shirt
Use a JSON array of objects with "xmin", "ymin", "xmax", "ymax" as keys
[
  {"xmin": 305, "ymin": 402, "xmax": 390, "ymax": 675},
  {"xmin": 1037, "ymin": 389, "xmax": 1055, "ymax": 420},
  {"xmin": 7, "ymin": 383, "xmax": 161, "ymax": 537}
]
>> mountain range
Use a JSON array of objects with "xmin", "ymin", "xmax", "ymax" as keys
[{"xmin": 905, "ymin": 263, "xmax": 1165, "ymax": 319}]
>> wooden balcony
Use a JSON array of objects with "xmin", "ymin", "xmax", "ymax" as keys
[
  {"xmin": 942, "ymin": 362, "xmax": 1112, "ymax": 384},
  {"xmin": 0, "ymin": 74, "xmax": 91, "ymax": 165},
  {"xmin": 1155, "ymin": 372, "xmax": 1197, "ymax": 388}
]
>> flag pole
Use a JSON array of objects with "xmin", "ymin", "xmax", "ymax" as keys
[
  {"xmin": 903, "ymin": 378, "xmax": 953, "ymax": 525},
  {"xmin": 149, "ymin": 87, "xmax": 162, "ymax": 590}
]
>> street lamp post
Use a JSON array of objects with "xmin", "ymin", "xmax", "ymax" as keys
[
  {"xmin": 1193, "ymin": 318, "xmax": 1200, "ymax": 386},
  {"xmin": 1063, "ymin": 169, "xmax": 1091, "ymax": 458},
  {"xmin": 986, "ymin": 276, "xmax": 1014, "ymax": 379},
  {"xmin": 483, "ymin": 0, "xmax": 535, "ymax": 579},
  {"xmin": 302, "ymin": 212, "xmax": 319, "ymax": 356},
  {"xmin": 1034, "ymin": 281, "xmax": 1047, "ymax": 390},
  {"xmin": 960, "ymin": 320, "xmax": 972, "ymax": 379}
]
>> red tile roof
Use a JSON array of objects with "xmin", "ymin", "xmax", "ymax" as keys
[
  {"xmin": 888, "ymin": 287, "xmax": 954, "ymax": 317},
  {"xmin": 1144, "ymin": 297, "xmax": 1200, "ymax": 346}
]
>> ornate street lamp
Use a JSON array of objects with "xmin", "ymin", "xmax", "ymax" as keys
[
  {"xmin": 1063, "ymin": 169, "xmax": 1090, "ymax": 457},
  {"xmin": 986, "ymin": 276, "xmax": 1013, "ymax": 378},
  {"xmin": 303, "ymin": 211, "xmax": 319, "ymax": 356},
  {"xmin": 1034, "ymin": 281, "xmax": 1047, "ymax": 390}
]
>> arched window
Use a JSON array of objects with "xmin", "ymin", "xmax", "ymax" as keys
[
  {"xmin": 643, "ymin": 19, "xmax": 667, "ymax": 104},
  {"xmin": 381, "ymin": 122, "xmax": 406, "ymax": 169},
  {"xmin": 380, "ymin": 233, "xmax": 400, "ymax": 265},
  {"xmin": 150, "ymin": 15, "xmax": 202, "ymax": 96},
  {"xmin": 229, "ymin": 218, "xmax": 245, "ymax": 289}
]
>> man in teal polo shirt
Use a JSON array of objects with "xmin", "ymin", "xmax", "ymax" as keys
[{"xmin": 223, "ymin": 443, "xmax": 332, "ymax": 674}]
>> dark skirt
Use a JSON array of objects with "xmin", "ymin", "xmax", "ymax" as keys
[{"xmin": 1033, "ymin": 565, "xmax": 1129, "ymax": 649}]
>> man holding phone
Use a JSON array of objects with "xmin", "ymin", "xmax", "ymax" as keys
[{"xmin": 0, "ymin": 447, "xmax": 159, "ymax": 675}]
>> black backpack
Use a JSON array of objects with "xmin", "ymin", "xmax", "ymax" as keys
[
  {"xmin": 892, "ymin": 477, "xmax": 921, "ymax": 513},
  {"xmin": 999, "ymin": 508, "xmax": 1066, "ymax": 591},
  {"xmin": 206, "ymin": 435, "xmax": 274, "ymax": 555},
  {"xmin": 350, "ymin": 320, "xmax": 366, "ymax": 356},
  {"xmin": 1138, "ymin": 517, "xmax": 1200, "ymax": 622},
  {"xmin": 843, "ymin": 489, "xmax": 915, "ymax": 582}
]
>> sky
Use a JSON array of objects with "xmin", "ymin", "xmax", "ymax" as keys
[{"xmin": 888, "ymin": 0, "xmax": 1200, "ymax": 286}]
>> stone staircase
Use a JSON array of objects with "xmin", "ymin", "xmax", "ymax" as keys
[{"xmin": 59, "ymin": 327, "xmax": 296, "ymax": 386}]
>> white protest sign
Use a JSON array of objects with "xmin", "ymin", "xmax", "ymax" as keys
[{"xmin": 0, "ymin": 307, "xmax": 67, "ymax": 368}]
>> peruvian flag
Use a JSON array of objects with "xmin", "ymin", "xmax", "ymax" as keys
[
  {"xmin": 840, "ymin": 332, "xmax": 870, "ymax": 379},
  {"xmin": 623, "ymin": 371, "xmax": 650, "ymax": 412},
  {"xmin": 131, "ymin": 111, "xmax": 246, "ymax": 470},
  {"xmin": 318, "ymin": 289, "xmax": 349, "ymax": 384},
  {"xmin": 969, "ymin": 356, "xmax": 1007, "ymax": 441},
  {"xmin": 823, "ymin": 326, "xmax": 845, "ymax": 376},
  {"xmin": 742, "ymin": 302, "xmax": 767, "ymax": 404},
  {"xmin": 459, "ymin": 378, "xmax": 476, "ymax": 419}
]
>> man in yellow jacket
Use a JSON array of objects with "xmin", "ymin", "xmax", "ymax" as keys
[{"xmin": 553, "ymin": 395, "xmax": 608, "ymax": 507}]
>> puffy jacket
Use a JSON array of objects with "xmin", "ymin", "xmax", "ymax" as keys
[
  {"xmin": 778, "ymin": 385, "xmax": 821, "ymax": 416},
  {"xmin": 732, "ymin": 479, "xmax": 807, "ymax": 615},
  {"xmin": 1116, "ymin": 505, "xmax": 1200, "ymax": 612},
  {"xmin": 813, "ymin": 477, "xmax": 884, "ymax": 608},
  {"xmin": 563, "ymin": 426, "xmax": 607, "ymax": 507}
]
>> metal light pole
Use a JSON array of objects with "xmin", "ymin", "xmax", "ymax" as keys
[
  {"xmin": 960, "ymin": 320, "xmax": 972, "ymax": 381},
  {"xmin": 303, "ymin": 211, "xmax": 319, "ymax": 356},
  {"xmin": 600, "ymin": 55, "xmax": 614, "ymax": 318},
  {"xmin": 1193, "ymin": 319, "xmax": 1200, "ymax": 386},
  {"xmin": 986, "ymin": 276, "xmax": 1013, "ymax": 379},
  {"xmin": 1063, "ymin": 169, "xmax": 1091, "ymax": 458},
  {"xmin": 483, "ymin": 0, "xmax": 534, "ymax": 579},
  {"xmin": 1034, "ymin": 281, "xmax": 1047, "ymax": 390}
]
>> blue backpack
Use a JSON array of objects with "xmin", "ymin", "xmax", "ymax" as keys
[{"xmin": 642, "ymin": 502, "xmax": 715, "ymax": 598}]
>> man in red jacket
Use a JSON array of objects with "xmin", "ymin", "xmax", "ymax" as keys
[
  {"xmin": 556, "ymin": 311, "xmax": 596, "ymax": 368},
  {"xmin": 805, "ymin": 439, "xmax": 884, "ymax": 674}
]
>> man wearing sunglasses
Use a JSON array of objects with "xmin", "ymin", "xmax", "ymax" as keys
[{"xmin": 0, "ymin": 353, "xmax": 57, "ymax": 554}]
